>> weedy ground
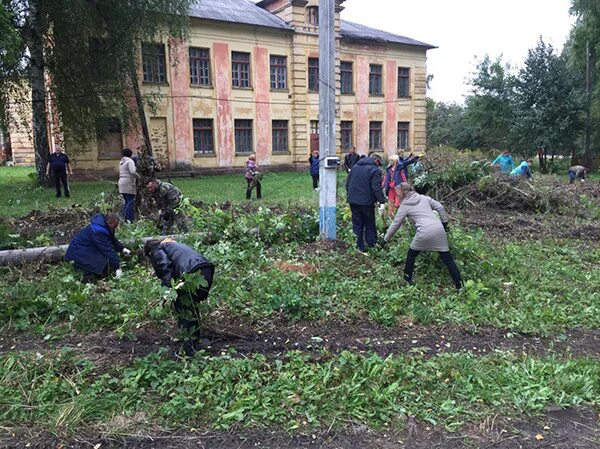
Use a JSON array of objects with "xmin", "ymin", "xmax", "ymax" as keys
[{"xmin": 0, "ymin": 157, "xmax": 599, "ymax": 448}]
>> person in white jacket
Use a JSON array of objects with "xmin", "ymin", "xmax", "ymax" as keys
[
  {"xmin": 118, "ymin": 148, "xmax": 139, "ymax": 222},
  {"xmin": 383, "ymin": 183, "xmax": 462, "ymax": 290}
]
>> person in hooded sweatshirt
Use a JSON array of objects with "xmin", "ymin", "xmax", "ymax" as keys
[
  {"xmin": 65, "ymin": 213, "xmax": 131, "ymax": 282},
  {"xmin": 383, "ymin": 183, "xmax": 462, "ymax": 290},
  {"xmin": 118, "ymin": 148, "xmax": 139, "ymax": 222},
  {"xmin": 346, "ymin": 155, "xmax": 387, "ymax": 252},
  {"xmin": 144, "ymin": 238, "xmax": 215, "ymax": 352},
  {"xmin": 510, "ymin": 160, "xmax": 533, "ymax": 179},
  {"xmin": 491, "ymin": 150, "xmax": 515, "ymax": 174}
]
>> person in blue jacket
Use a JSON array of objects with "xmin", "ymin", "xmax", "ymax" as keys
[
  {"xmin": 65, "ymin": 213, "xmax": 130, "ymax": 282},
  {"xmin": 346, "ymin": 156, "xmax": 387, "ymax": 252},
  {"xmin": 309, "ymin": 149, "xmax": 320, "ymax": 190},
  {"xmin": 491, "ymin": 150, "xmax": 515, "ymax": 174},
  {"xmin": 510, "ymin": 160, "xmax": 533, "ymax": 179}
]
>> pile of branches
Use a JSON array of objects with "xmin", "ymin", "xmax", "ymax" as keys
[{"xmin": 444, "ymin": 175, "xmax": 600, "ymax": 215}]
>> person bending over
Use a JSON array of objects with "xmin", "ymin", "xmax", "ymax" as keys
[
  {"xmin": 383, "ymin": 183, "xmax": 462, "ymax": 290},
  {"xmin": 65, "ymin": 213, "xmax": 130, "ymax": 282},
  {"xmin": 145, "ymin": 238, "xmax": 215, "ymax": 351}
]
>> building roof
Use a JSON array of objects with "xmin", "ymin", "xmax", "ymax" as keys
[
  {"xmin": 189, "ymin": 0, "xmax": 293, "ymax": 31},
  {"xmin": 340, "ymin": 20, "xmax": 436, "ymax": 49}
]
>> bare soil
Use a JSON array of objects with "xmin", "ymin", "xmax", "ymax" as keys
[
  {"xmin": 1, "ymin": 407, "xmax": 597, "ymax": 449},
  {"xmin": 2, "ymin": 320, "xmax": 599, "ymax": 372}
]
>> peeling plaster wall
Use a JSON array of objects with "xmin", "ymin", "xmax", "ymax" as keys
[{"xmin": 66, "ymin": 13, "xmax": 428, "ymax": 171}]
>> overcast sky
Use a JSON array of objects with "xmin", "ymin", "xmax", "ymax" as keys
[{"xmin": 340, "ymin": 0, "xmax": 575, "ymax": 104}]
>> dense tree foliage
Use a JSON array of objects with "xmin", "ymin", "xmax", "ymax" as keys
[{"xmin": 0, "ymin": 0, "xmax": 193, "ymax": 183}]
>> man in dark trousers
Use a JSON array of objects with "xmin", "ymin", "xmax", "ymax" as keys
[
  {"xmin": 346, "ymin": 155, "xmax": 387, "ymax": 252},
  {"xmin": 65, "ymin": 213, "xmax": 131, "ymax": 282},
  {"xmin": 343, "ymin": 146, "xmax": 360, "ymax": 173},
  {"xmin": 46, "ymin": 145, "xmax": 73, "ymax": 197},
  {"xmin": 144, "ymin": 238, "xmax": 215, "ymax": 353}
]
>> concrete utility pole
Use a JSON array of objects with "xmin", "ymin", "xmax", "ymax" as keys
[{"xmin": 318, "ymin": 0, "xmax": 337, "ymax": 240}]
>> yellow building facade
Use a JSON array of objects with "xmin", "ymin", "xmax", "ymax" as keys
[{"xmin": 71, "ymin": 0, "xmax": 434, "ymax": 171}]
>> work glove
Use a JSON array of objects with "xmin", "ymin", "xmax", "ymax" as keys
[
  {"xmin": 122, "ymin": 248, "xmax": 131, "ymax": 257},
  {"xmin": 115, "ymin": 269, "xmax": 123, "ymax": 278},
  {"xmin": 378, "ymin": 204, "xmax": 386, "ymax": 213},
  {"xmin": 443, "ymin": 222, "xmax": 449, "ymax": 232}
]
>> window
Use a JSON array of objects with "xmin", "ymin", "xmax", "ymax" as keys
[
  {"xmin": 369, "ymin": 64, "xmax": 382, "ymax": 95},
  {"xmin": 310, "ymin": 120, "xmax": 319, "ymax": 135},
  {"xmin": 369, "ymin": 121, "xmax": 382, "ymax": 150},
  {"xmin": 235, "ymin": 119, "xmax": 253, "ymax": 154},
  {"xmin": 96, "ymin": 117, "xmax": 123, "ymax": 158},
  {"xmin": 189, "ymin": 48, "xmax": 210, "ymax": 86},
  {"xmin": 308, "ymin": 58, "xmax": 319, "ymax": 92},
  {"xmin": 272, "ymin": 120, "xmax": 289, "ymax": 153},
  {"xmin": 398, "ymin": 67, "xmax": 410, "ymax": 97},
  {"xmin": 340, "ymin": 61, "xmax": 353, "ymax": 94},
  {"xmin": 307, "ymin": 6, "xmax": 318, "ymax": 26},
  {"xmin": 341, "ymin": 121, "xmax": 353, "ymax": 150},
  {"xmin": 232, "ymin": 52, "xmax": 251, "ymax": 88},
  {"xmin": 270, "ymin": 55, "xmax": 287, "ymax": 90},
  {"xmin": 398, "ymin": 122, "xmax": 410, "ymax": 149},
  {"xmin": 193, "ymin": 119, "xmax": 214, "ymax": 155},
  {"xmin": 142, "ymin": 43, "xmax": 166, "ymax": 83}
]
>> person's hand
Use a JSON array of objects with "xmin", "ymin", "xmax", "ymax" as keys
[
  {"xmin": 378, "ymin": 204, "xmax": 386, "ymax": 213},
  {"xmin": 122, "ymin": 248, "xmax": 131, "ymax": 257},
  {"xmin": 115, "ymin": 269, "xmax": 123, "ymax": 278},
  {"xmin": 443, "ymin": 222, "xmax": 449, "ymax": 232}
]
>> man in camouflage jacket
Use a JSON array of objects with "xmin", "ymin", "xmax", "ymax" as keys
[{"xmin": 146, "ymin": 179, "xmax": 188, "ymax": 233}]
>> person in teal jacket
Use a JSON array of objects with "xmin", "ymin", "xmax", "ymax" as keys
[
  {"xmin": 510, "ymin": 160, "xmax": 533, "ymax": 179},
  {"xmin": 491, "ymin": 151, "xmax": 514, "ymax": 174}
]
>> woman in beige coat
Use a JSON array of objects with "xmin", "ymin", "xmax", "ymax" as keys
[
  {"xmin": 118, "ymin": 148, "xmax": 138, "ymax": 222},
  {"xmin": 383, "ymin": 183, "xmax": 462, "ymax": 289}
]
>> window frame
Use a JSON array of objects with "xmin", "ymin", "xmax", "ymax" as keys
[
  {"xmin": 369, "ymin": 64, "xmax": 383, "ymax": 96},
  {"xmin": 192, "ymin": 118, "xmax": 214, "ymax": 156},
  {"xmin": 308, "ymin": 57, "xmax": 319, "ymax": 93},
  {"xmin": 307, "ymin": 6, "xmax": 319, "ymax": 26},
  {"xmin": 369, "ymin": 121, "xmax": 382, "ymax": 151},
  {"xmin": 341, "ymin": 121, "xmax": 353, "ymax": 150},
  {"xmin": 398, "ymin": 67, "xmax": 411, "ymax": 98},
  {"xmin": 142, "ymin": 43, "xmax": 167, "ymax": 84},
  {"xmin": 234, "ymin": 119, "xmax": 253, "ymax": 154},
  {"xmin": 397, "ymin": 121, "xmax": 410, "ymax": 150},
  {"xmin": 270, "ymin": 55, "xmax": 288, "ymax": 90},
  {"xmin": 232, "ymin": 51, "xmax": 251, "ymax": 88},
  {"xmin": 272, "ymin": 120, "xmax": 289, "ymax": 154},
  {"xmin": 189, "ymin": 47, "xmax": 211, "ymax": 86},
  {"xmin": 340, "ymin": 61, "xmax": 353, "ymax": 94}
]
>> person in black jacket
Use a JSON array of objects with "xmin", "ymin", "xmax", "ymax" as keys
[
  {"xmin": 46, "ymin": 145, "xmax": 72, "ymax": 198},
  {"xmin": 346, "ymin": 156, "xmax": 387, "ymax": 252},
  {"xmin": 144, "ymin": 238, "xmax": 215, "ymax": 344},
  {"xmin": 343, "ymin": 146, "xmax": 360, "ymax": 173}
]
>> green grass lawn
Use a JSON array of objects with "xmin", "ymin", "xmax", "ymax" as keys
[{"xmin": 0, "ymin": 166, "xmax": 327, "ymax": 217}]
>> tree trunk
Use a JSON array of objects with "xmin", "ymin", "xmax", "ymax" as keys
[
  {"xmin": 129, "ymin": 62, "xmax": 153, "ymax": 157},
  {"xmin": 27, "ymin": 0, "xmax": 51, "ymax": 186}
]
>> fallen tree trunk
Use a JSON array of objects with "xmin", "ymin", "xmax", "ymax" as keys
[{"xmin": 0, "ymin": 234, "xmax": 194, "ymax": 267}]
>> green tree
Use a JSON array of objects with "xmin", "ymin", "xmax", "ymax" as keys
[
  {"xmin": 426, "ymin": 98, "xmax": 481, "ymax": 149},
  {"xmin": 0, "ymin": 0, "xmax": 193, "ymax": 183},
  {"xmin": 463, "ymin": 55, "xmax": 515, "ymax": 150},
  {"xmin": 570, "ymin": 0, "xmax": 600, "ymax": 165},
  {"xmin": 511, "ymin": 38, "xmax": 584, "ymax": 169}
]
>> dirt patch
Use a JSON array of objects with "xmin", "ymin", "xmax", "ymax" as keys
[
  {"xmin": 1, "ymin": 206, "xmax": 93, "ymax": 246},
  {"xmin": 2, "ymin": 321, "xmax": 599, "ymax": 371},
  {"xmin": 1, "ymin": 407, "xmax": 597, "ymax": 448}
]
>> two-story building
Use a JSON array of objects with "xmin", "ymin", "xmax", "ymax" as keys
[{"xmin": 11, "ymin": 0, "xmax": 435, "ymax": 170}]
